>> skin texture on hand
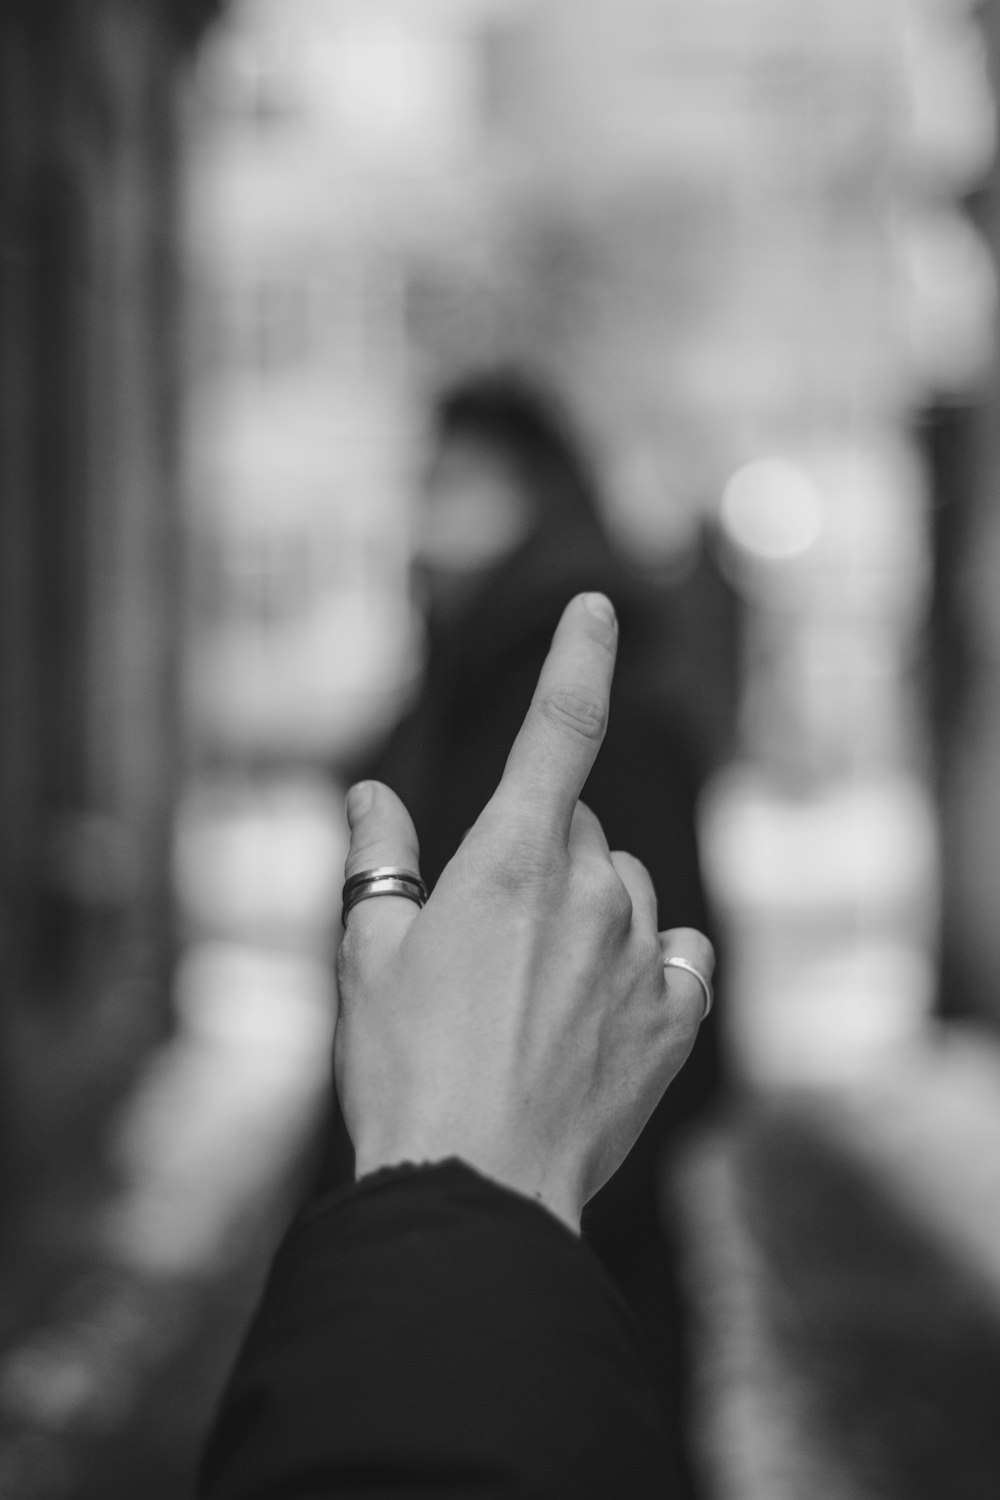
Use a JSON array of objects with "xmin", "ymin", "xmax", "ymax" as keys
[{"xmin": 335, "ymin": 593, "xmax": 714, "ymax": 1233}]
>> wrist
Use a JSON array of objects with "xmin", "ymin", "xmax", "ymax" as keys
[{"xmin": 354, "ymin": 1137, "xmax": 582, "ymax": 1235}]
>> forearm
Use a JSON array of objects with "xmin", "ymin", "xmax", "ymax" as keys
[{"xmin": 199, "ymin": 1161, "xmax": 675, "ymax": 1500}]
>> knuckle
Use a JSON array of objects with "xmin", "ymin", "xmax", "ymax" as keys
[
  {"xmin": 336, "ymin": 906, "xmax": 389, "ymax": 978},
  {"xmin": 539, "ymin": 687, "xmax": 607, "ymax": 743},
  {"xmin": 337, "ymin": 908, "xmax": 372, "ymax": 959},
  {"xmin": 576, "ymin": 859, "xmax": 632, "ymax": 928},
  {"xmin": 641, "ymin": 933, "xmax": 665, "ymax": 984},
  {"xmin": 608, "ymin": 876, "xmax": 633, "ymax": 929},
  {"xmin": 335, "ymin": 934, "xmax": 361, "ymax": 991}
]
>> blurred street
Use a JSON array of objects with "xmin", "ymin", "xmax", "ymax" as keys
[{"xmin": 679, "ymin": 1031, "xmax": 1000, "ymax": 1500}]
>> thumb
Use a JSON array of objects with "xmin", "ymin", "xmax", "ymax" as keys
[{"xmin": 340, "ymin": 781, "xmax": 424, "ymax": 939}]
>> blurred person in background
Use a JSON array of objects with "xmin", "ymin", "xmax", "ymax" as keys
[{"xmin": 339, "ymin": 371, "xmax": 731, "ymax": 1495}]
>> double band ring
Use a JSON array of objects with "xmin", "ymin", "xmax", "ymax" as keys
[
  {"xmin": 342, "ymin": 866, "xmax": 429, "ymax": 926},
  {"xmin": 663, "ymin": 955, "xmax": 714, "ymax": 1022}
]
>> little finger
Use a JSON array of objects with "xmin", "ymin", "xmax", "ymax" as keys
[{"xmin": 659, "ymin": 926, "xmax": 716, "ymax": 1025}]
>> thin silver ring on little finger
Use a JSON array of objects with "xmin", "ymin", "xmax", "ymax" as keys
[{"xmin": 662, "ymin": 955, "xmax": 713, "ymax": 1022}]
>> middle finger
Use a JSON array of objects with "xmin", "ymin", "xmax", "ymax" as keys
[{"xmin": 567, "ymin": 800, "xmax": 612, "ymax": 862}]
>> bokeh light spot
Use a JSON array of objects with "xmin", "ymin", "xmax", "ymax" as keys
[{"xmin": 720, "ymin": 458, "xmax": 824, "ymax": 562}]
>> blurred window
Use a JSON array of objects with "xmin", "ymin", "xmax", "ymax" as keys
[{"xmin": 196, "ymin": 526, "xmax": 332, "ymax": 630}]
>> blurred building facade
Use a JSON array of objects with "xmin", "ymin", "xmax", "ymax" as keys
[
  {"xmin": 182, "ymin": 0, "xmax": 996, "ymax": 1080},
  {"xmin": 931, "ymin": 2, "xmax": 1000, "ymax": 1032},
  {"xmin": 0, "ymin": 0, "xmax": 219, "ymax": 1205}
]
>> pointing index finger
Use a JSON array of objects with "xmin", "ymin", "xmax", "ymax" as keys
[{"xmin": 490, "ymin": 593, "xmax": 618, "ymax": 845}]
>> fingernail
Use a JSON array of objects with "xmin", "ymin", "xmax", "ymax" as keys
[
  {"xmin": 582, "ymin": 592, "xmax": 616, "ymax": 626},
  {"xmin": 346, "ymin": 782, "xmax": 374, "ymax": 826}
]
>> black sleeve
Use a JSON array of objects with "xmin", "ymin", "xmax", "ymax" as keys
[{"xmin": 198, "ymin": 1160, "xmax": 677, "ymax": 1499}]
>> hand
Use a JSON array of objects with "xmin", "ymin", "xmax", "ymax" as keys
[{"xmin": 334, "ymin": 593, "xmax": 714, "ymax": 1232}]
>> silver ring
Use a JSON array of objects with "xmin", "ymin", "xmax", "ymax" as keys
[
  {"xmin": 342, "ymin": 866, "xmax": 428, "ymax": 926},
  {"xmin": 663, "ymin": 955, "xmax": 713, "ymax": 1021}
]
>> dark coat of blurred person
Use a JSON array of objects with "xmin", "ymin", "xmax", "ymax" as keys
[{"xmin": 337, "ymin": 372, "xmax": 732, "ymax": 1497}]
